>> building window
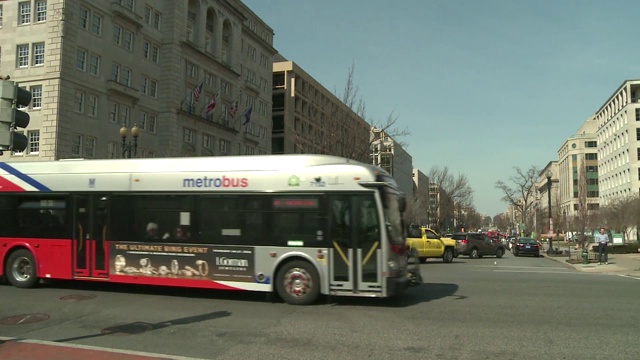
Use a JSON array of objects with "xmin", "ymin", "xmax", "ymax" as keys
[
  {"xmin": 150, "ymin": 79, "xmax": 158, "ymax": 97},
  {"xmin": 111, "ymin": 63, "xmax": 120, "ymax": 82},
  {"xmin": 89, "ymin": 53, "xmax": 100, "ymax": 75},
  {"xmin": 120, "ymin": 105, "xmax": 130, "ymax": 125},
  {"xmin": 139, "ymin": 111, "xmax": 147, "ymax": 130},
  {"xmin": 87, "ymin": 95, "xmax": 97, "ymax": 117},
  {"xmin": 185, "ymin": 61, "xmax": 196, "ymax": 78},
  {"xmin": 0, "ymin": 5, "xmax": 4, "ymax": 28},
  {"xmin": 35, "ymin": 1, "xmax": 47, "ymax": 22},
  {"xmin": 76, "ymin": 48, "xmax": 87, "ymax": 71},
  {"xmin": 219, "ymin": 139, "xmax": 229, "ymax": 154},
  {"xmin": 108, "ymin": 141, "xmax": 118, "ymax": 159},
  {"xmin": 19, "ymin": 2, "xmax": 31, "ymax": 25},
  {"xmin": 79, "ymin": 7, "xmax": 89, "ymax": 29},
  {"xmin": 109, "ymin": 103, "xmax": 118, "ymax": 122},
  {"xmin": 119, "ymin": 0, "xmax": 134, "ymax": 11},
  {"xmin": 143, "ymin": 40, "xmax": 150, "ymax": 59},
  {"xmin": 74, "ymin": 91, "xmax": 85, "ymax": 113},
  {"xmin": 71, "ymin": 134, "xmax": 83, "ymax": 156},
  {"xmin": 183, "ymin": 128, "xmax": 194, "ymax": 144},
  {"xmin": 84, "ymin": 136, "xmax": 96, "ymax": 158},
  {"xmin": 31, "ymin": 86, "xmax": 42, "ymax": 109},
  {"xmin": 144, "ymin": 6, "xmax": 151, "ymax": 24},
  {"xmin": 203, "ymin": 134, "xmax": 213, "ymax": 150},
  {"xmin": 28, "ymin": 130, "xmax": 40, "ymax": 154},
  {"xmin": 221, "ymin": 80, "xmax": 231, "ymax": 96},
  {"xmin": 91, "ymin": 13, "xmax": 102, "ymax": 35},
  {"xmin": 151, "ymin": 45, "xmax": 159, "ymax": 63},
  {"xmin": 113, "ymin": 25, "xmax": 122, "ymax": 45},
  {"xmin": 123, "ymin": 30, "xmax": 134, "ymax": 51},
  {"xmin": 148, "ymin": 114, "xmax": 157, "ymax": 133},
  {"xmin": 17, "ymin": 44, "xmax": 29, "ymax": 68},
  {"xmin": 32, "ymin": 43, "xmax": 44, "ymax": 66},
  {"xmin": 153, "ymin": 11, "xmax": 161, "ymax": 29},
  {"xmin": 140, "ymin": 75, "xmax": 148, "ymax": 94},
  {"xmin": 245, "ymin": 145, "xmax": 255, "ymax": 155},
  {"xmin": 122, "ymin": 67, "xmax": 131, "ymax": 86}
]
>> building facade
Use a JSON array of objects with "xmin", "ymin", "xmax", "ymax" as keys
[
  {"xmin": 594, "ymin": 80, "xmax": 640, "ymax": 203},
  {"xmin": 410, "ymin": 168, "xmax": 429, "ymax": 226},
  {"xmin": 271, "ymin": 56, "xmax": 370, "ymax": 162},
  {"xmin": 557, "ymin": 117, "xmax": 599, "ymax": 218},
  {"xmin": 428, "ymin": 183, "xmax": 441, "ymax": 229},
  {"xmin": 370, "ymin": 128, "xmax": 414, "ymax": 199},
  {"xmin": 0, "ymin": 0, "xmax": 275, "ymax": 161}
]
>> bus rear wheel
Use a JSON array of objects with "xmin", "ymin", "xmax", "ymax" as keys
[
  {"xmin": 6, "ymin": 249, "xmax": 38, "ymax": 288},
  {"xmin": 276, "ymin": 260, "xmax": 320, "ymax": 305}
]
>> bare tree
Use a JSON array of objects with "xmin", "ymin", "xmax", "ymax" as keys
[
  {"xmin": 330, "ymin": 62, "xmax": 410, "ymax": 161},
  {"xmin": 495, "ymin": 166, "xmax": 539, "ymax": 234},
  {"xmin": 601, "ymin": 195, "xmax": 639, "ymax": 242},
  {"xmin": 428, "ymin": 166, "xmax": 474, "ymax": 231},
  {"xmin": 493, "ymin": 213, "xmax": 511, "ymax": 231}
]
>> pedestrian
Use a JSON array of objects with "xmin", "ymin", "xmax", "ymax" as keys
[{"xmin": 596, "ymin": 227, "xmax": 610, "ymax": 265}]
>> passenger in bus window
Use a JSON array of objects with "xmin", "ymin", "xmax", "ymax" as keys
[
  {"xmin": 145, "ymin": 222, "xmax": 160, "ymax": 241},
  {"xmin": 175, "ymin": 225, "xmax": 191, "ymax": 241}
]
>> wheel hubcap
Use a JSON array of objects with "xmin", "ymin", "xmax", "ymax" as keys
[
  {"xmin": 11, "ymin": 257, "xmax": 32, "ymax": 282},
  {"xmin": 283, "ymin": 267, "xmax": 312, "ymax": 298}
]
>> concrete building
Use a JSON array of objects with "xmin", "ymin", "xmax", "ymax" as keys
[
  {"xmin": 0, "ymin": 0, "xmax": 275, "ymax": 161},
  {"xmin": 410, "ymin": 169, "xmax": 429, "ymax": 226},
  {"xmin": 557, "ymin": 117, "xmax": 599, "ymax": 219},
  {"xmin": 370, "ymin": 128, "xmax": 414, "ymax": 199},
  {"xmin": 428, "ymin": 183, "xmax": 440, "ymax": 229},
  {"xmin": 594, "ymin": 80, "xmax": 640, "ymax": 203},
  {"xmin": 271, "ymin": 56, "xmax": 370, "ymax": 162}
]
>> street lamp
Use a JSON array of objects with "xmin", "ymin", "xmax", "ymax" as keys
[
  {"xmin": 120, "ymin": 124, "xmax": 140, "ymax": 158},
  {"xmin": 546, "ymin": 170, "xmax": 553, "ymax": 253}
]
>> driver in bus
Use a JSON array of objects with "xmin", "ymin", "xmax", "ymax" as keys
[{"xmin": 145, "ymin": 222, "xmax": 160, "ymax": 241}]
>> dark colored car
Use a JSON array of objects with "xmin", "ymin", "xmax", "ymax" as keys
[
  {"xmin": 450, "ymin": 232, "xmax": 506, "ymax": 259},
  {"xmin": 513, "ymin": 237, "xmax": 540, "ymax": 257}
]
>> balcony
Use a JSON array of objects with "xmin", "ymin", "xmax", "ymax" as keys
[{"xmin": 106, "ymin": 80, "xmax": 139, "ymax": 103}]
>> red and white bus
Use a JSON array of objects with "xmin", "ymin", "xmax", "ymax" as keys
[{"xmin": 0, "ymin": 155, "xmax": 409, "ymax": 305}]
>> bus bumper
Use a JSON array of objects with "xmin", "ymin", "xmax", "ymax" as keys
[{"xmin": 386, "ymin": 275, "xmax": 410, "ymax": 296}]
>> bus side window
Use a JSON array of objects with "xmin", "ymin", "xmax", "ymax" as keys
[{"xmin": 329, "ymin": 196, "xmax": 351, "ymax": 247}]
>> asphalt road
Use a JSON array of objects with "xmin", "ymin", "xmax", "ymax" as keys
[{"xmin": 1, "ymin": 252, "xmax": 639, "ymax": 360}]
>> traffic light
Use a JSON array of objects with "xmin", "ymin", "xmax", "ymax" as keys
[{"xmin": 0, "ymin": 80, "xmax": 31, "ymax": 152}]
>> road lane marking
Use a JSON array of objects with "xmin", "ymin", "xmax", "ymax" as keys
[
  {"xmin": 470, "ymin": 265, "xmax": 568, "ymax": 269},
  {"xmin": 617, "ymin": 274, "xmax": 640, "ymax": 280}
]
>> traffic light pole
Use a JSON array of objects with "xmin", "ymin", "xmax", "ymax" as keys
[{"xmin": 0, "ymin": 80, "xmax": 32, "ymax": 153}]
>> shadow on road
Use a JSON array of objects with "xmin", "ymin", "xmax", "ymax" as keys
[
  {"xmin": 326, "ymin": 282, "xmax": 461, "ymax": 308},
  {"xmin": 55, "ymin": 310, "xmax": 231, "ymax": 342}
]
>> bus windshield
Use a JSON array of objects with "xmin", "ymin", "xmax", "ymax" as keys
[{"xmin": 381, "ymin": 188, "xmax": 405, "ymax": 245}]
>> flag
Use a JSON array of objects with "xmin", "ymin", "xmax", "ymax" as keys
[
  {"xmin": 192, "ymin": 81, "xmax": 203, "ymax": 102},
  {"xmin": 243, "ymin": 106, "xmax": 253, "ymax": 126},
  {"xmin": 228, "ymin": 100, "xmax": 238, "ymax": 117},
  {"xmin": 205, "ymin": 93, "xmax": 218, "ymax": 115}
]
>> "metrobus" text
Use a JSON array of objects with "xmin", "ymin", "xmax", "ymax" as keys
[{"xmin": 183, "ymin": 176, "xmax": 249, "ymax": 188}]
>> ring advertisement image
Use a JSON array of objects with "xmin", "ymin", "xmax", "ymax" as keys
[{"xmin": 109, "ymin": 242, "xmax": 255, "ymax": 283}]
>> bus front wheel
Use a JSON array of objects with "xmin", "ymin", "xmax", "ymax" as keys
[
  {"xmin": 276, "ymin": 260, "xmax": 320, "ymax": 305},
  {"xmin": 6, "ymin": 249, "xmax": 38, "ymax": 288}
]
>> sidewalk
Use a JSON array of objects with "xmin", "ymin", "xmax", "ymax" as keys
[
  {"xmin": 0, "ymin": 337, "xmax": 204, "ymax": 360},
  {"xmin": 544, "ymin": 251, "xmax": 640, "ymax": 276}
]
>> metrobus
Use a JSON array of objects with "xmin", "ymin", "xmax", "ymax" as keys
[{"xmin": 0, "ymin": 154, "xmax": 410, "ymax": 305}]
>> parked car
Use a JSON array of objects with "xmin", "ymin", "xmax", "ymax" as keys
[
  {"xmin": 450, "ymin": 232, "xmax": 506, "ymax": 259},
  {"xmin": 513, "ymin": 237, "xmax": 541, "ymax": 257}
]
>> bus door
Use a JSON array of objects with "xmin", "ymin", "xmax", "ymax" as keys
[
  {"xmin": 72, "ymin": 195, "xmax": 109, "ymax": 279},
  {"xmin": 329, "ymin": 195, "xmax": 382, "ymax": 294}
]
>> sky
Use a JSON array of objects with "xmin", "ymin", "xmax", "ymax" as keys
[{"xmin": 244, "ymin": 0, "xmax": 640, "ymax": 217}]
